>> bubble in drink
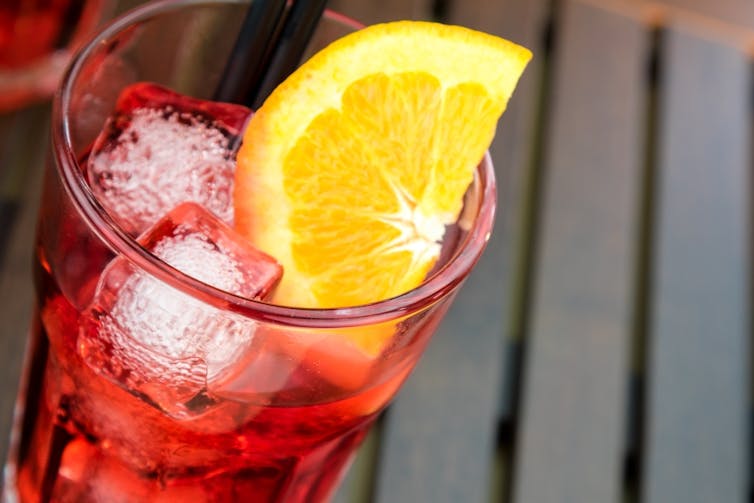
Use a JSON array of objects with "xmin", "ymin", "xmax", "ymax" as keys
[
  {"xmin": 86, "ymin": 83, "xmax": 251, "ymax": 235},
  {"xmin": 78, "ymin": 202, "xmax": 282, "ymax": 419}
]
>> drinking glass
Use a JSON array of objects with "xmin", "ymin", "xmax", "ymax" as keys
[{"xmin": 2, "ymin": 1, "xmax": 497, "ymax": 501}]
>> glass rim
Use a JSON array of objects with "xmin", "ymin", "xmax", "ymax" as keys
[{"xmin": 51, "ymin": 0, "xmax": 497, "ymax": 328}]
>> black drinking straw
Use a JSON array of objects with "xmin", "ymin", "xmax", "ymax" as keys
[
  {"xmin": 213, "ymin": 0, "xmax": 286, "ymax": 104},
  {"xmin": 214, "ymin": 0, "xmax": 329, "ymax": 109},
  {"xmin": 247, "ymin": 0, "xmax": 329, "ymax": 110}
]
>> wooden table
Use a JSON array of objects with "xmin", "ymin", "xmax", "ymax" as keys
[{"xmin": 1, "ymin": 0, "xmax": 752, "ymax": 501}]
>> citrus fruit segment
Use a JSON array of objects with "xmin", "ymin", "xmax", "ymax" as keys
[{"xmin": 235, "ymin": 20, "xmax": 531, "ymax": 310}]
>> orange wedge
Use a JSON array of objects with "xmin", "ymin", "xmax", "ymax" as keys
[{"xmin": 235, "ymin": 21, "xmax": 531, "ymax": 312}]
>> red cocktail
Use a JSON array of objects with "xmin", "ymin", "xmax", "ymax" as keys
[{"xmin": 3, "ymin": 1, "xmax": 503, "ymax": 501}]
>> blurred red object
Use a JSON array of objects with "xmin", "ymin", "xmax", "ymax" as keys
[{"xmin": 0, "ymin": 0, "xmax": 111, "ymax": 110}]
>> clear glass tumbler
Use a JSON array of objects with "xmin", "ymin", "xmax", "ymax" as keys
[{"xmin": 3, "ymin": 1, "xmax": 497, "ymax": 501}]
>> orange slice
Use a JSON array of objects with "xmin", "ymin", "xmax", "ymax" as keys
[{"xmin": 235, "ymin": 21, "xmax": 531, "ymax": 312}]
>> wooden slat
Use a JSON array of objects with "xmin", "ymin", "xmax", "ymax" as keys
[
  {"xmin": 652, "ymin": 0, "xmax": 754, "ymax": 30},
  {"xmin": 512, "ymin": 1, "xmax": 647, "ymax": 502},
  {"xmin": 0, "ymin": 106, "xmax": 49, "ymax": 467},
  {"xmin": 446, "ymin": 0, "xmax": 552, "ymax": 420},
  {"xmin": 0, "ymin": 202, "xmax": 17, "ymax": 266},
  {"xmin": 372, "ymin": 0, "xmax": 550, "ymax": 501},
  {"xmin": 326, "ymin": 0, "xmax": 435, "ymax": 23},
  {"xmin": 643, "ymin": 21, "xmax": 750, "ymax": 503}
]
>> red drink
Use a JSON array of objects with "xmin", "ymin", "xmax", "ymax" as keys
[
  {"xmin": 3, "ymin": 2, "xmax": 497, "ymax": 502},
  {"xmin": 13, "ymin": 283, "xmax": 402, "ymax": 502}
]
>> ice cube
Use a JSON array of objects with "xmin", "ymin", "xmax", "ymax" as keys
[
  {"xmin": 86, "ymin": 82, "xmax": 251, "ymax": 236},
  {"xmin": 207, "ymin": 328, "xmax": 306, "ymax": 400},
  {"xmin": 78, "ymin": 203, "xmax": 282, "ymax": 419}
]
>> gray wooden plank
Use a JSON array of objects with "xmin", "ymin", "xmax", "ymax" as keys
[
  {"xmin": 446, "ymin": 0, "xmax": 553, "ymax": 421},
  {"xmin": 643, "ymin": 21, "xmax": 750, "ymax": 503},
  {"xmin": 512, "ymin": 1, "xmax": 648, "ymax": 502},
  {"xmin": 0, "ymin": 202, "xmax": 18, "ymax": 266},
  {"xmin": 0, "ymin": 106, "xmax": 49, "ymax": 470},
  {"xmin": 372, "ymin": 0, "xmax": 550, "ymax": 501},
  {"xmin": 326, "ymin": 0, "xmax": 435, "ymax": 24},
  {"xmin": 652, "ymin": 0, "xmax": 754, "ymax": 30},
  {"xmin": 445, "ymin": 1, "xmax": 554, "ymax": 500}
]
